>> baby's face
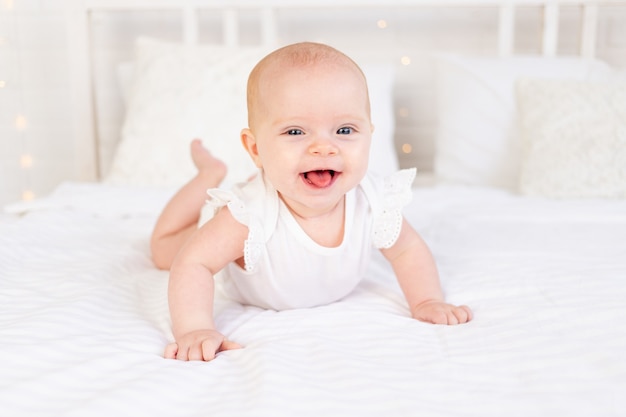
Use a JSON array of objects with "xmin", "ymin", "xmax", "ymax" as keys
[{"xmin": 245, "ymin": 62, "xmax": 372, "ymax": 218}]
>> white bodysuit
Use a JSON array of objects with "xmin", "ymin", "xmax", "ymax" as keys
[{"xmin": 200, "ymin": 168, "xmax": 416, "ymax": 310}]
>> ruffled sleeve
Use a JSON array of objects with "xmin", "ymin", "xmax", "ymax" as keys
[
  {"xmin": 202, "ymin": 185, "xmax": 266, "ymax": 273},
  {"xmin": 371, "ymin": 168, "xmax": 416, "ymax": 249}
]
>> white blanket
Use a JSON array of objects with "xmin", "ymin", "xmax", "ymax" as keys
[{"xmin": 2, "ymin": 182, "xmax": 625, "ymax": 417}]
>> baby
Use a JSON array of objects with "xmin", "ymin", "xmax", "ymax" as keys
[{"xmin": 151, "ymin": 42, "xmax": 472, "ymax": 361}]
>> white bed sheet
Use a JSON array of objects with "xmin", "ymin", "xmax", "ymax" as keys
[{"xmin": 1, "ymin": 182, "xmax": 625, "ymax": 417}]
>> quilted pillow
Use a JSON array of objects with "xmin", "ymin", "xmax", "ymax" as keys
[
  {"xmin": 516, "ymin": 78, "xmax": 626, "ymax": 198},
  {"xmin": 106, "ymin": 38, "xmax": 267, "ymax": 188}
]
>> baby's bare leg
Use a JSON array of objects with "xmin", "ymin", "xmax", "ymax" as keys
[{"xmin": 151, "ymin": 139, "xmax": 227, "ymax": 270}]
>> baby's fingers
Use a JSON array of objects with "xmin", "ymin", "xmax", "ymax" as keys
[
  {"xmin": 219, "ymin": 339, "xmax": 243, "ymax": 352},
  {"xmin": 453, "ymin": 305, "xmax": 473, "ymax": 324},
  {"xmin": 413, "ymin": 302, "xmax": 473, "ymax": 325},
  {"xmin": 441, "ymin": 305, "xmax": 472, "ymax": 325},
  {"xmin": 164, "ymin": 343, "xmax": 179, "ymax": 359},
  {"xmin": 200, "ymin": 339, "xmax": 221, "ymax": 361},
  {"xmin": 199, "ymin": 338, "xmax": 241, "ymax": 361}
]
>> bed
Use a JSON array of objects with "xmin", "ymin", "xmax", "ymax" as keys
[{"xmin": 2, "ymin": 1, "xmax": 626, "ymax": 416}]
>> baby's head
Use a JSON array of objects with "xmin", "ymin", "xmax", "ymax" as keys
[
  {"xmin": 241, "ymin": 42, "xmax": 373, "ymax": 217},
  {"xmin": 246, "ymin": 42, "xmax": 371, "ymax": 131}
]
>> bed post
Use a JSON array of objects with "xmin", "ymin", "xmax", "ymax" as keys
[
  {"xmin": 498, "ymin": 3, "xmax": 515, "ymax": 56},
  {"xmin": 182, "ymin": 6, "xmax": 199, "ymax": 45},
  {"xmin": 260, "ymin": 7, "xmax": 278, "ymax": 48},
  {"xmin": 223, "ymin": 9, "xmax": 239, "ymax": 47},
  {"xmin": 580, "ymin": 3, "xmax": 598, "ymax": 59},
  {"xmin": 64, "ymin": 0, "xmax": 99, "ymax": 181},
  {"xmin": 541, "ymin": 1, "xmax": 559, "ymax": 56}
]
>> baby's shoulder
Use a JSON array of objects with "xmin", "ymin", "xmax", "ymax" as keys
[
  {"xmin": 361, "ymin": 168, "xmax": 416, "ymax": 249},
  {"xmin": 225, "ymin": 172, "xmax": 280, "ymax": 242},
  {"xmin": 360, "ymin": 168, "xmax": 416, "ymax": 208}
]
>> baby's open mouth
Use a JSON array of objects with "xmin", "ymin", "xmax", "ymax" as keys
[{"xmin": 302, "ymin": 170, "xmax": 338, "ymax": 188}]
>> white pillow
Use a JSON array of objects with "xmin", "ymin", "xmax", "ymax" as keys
[
  {"xmin": 363, "ymin": 64, "xmax": 398, "ymax": 178},
  {"xmin": 434, "ymin": 54, "xmax": 614, "ymax": 190},
  {"xmin": 516, "ymin": 78, "xmax": 626, "ymax": 198},
  {"xmin": 107, "ymin": 38, "xmax": 398, "ymax": 189},
  {"xmin": 106, "ymin": 37, "xmax": 267, "ymax": 189}
]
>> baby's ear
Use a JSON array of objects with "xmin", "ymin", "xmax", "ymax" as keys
[{"xmin": 241, "ymin": 128, "xmax": 262, "ymax": 168}]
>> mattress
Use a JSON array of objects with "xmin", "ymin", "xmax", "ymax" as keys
[{"xmin": 1, "ymin": 182, "xmax": 625, "ymax": 417}]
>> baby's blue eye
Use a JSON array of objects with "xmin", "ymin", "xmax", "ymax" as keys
[
  {"xmin": 287, "ymin": 129, "xmax": 303, "ymax": 135},
  {"xmin": 337, "ymin": 127, "xmax": 352, "ymax": 135}
]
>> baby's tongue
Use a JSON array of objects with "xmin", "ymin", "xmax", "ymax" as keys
[{"xmin": 306, "ymin": 170, "xmax": 333, "ymax": 188}]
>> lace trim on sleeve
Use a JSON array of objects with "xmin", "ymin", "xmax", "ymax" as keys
[
  {"xmin": 242, "ymin": 219, "xmax": 263, "ymax": 272},
  {"xmin": 372, "ymin": 168, "xmax": 416, "ymax": 249},
  {"xmin": 206, "ymin": 188, "xmax": 263, "ymax": 272}
]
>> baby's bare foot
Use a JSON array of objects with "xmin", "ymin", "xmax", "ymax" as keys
[{"xmin": 190, "ymin": 139, "xmax": 227, "ymax": 185}]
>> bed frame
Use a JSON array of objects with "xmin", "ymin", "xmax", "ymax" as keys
[{"xmin": 64, "ymin": 0, "xmax": 623, "ymax": 182}]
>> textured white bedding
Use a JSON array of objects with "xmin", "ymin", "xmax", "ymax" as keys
[{"xmin": 2, "ymin": 182, "xmax": 626, "ymax": 417}]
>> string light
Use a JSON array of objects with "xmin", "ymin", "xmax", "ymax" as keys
[
  {"xmin": 20, "ymin": 154, "xmax": 33, "ymax": 169},
  {"xmin": 15, "ymin": 114, "xmax": 27, "ymax": 131},
  {"xmin": 21, "ymin": 190, "xmax": 35, "ymax": 201},
  {"xmin": 400, "ymin": 56, "xmax": 411, "ymax": 66},
  {"xmin": 377, "ymin": 19, "xmax": 388, "ymax": 29},
  {"xmin": 3, "ymin": 5, "xmax": 33, "ymax": 202},
  {"xmin": 401, "ymin": 143, "xmax": 413, "ymax": 154}
]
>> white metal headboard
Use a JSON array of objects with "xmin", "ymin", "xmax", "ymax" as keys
[{"xmin": 64, "ymin": 0, "xmax": 622, "ymax": 181}]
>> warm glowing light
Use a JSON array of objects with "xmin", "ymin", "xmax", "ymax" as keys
[
  {"xmin": 377, "ymin": 19, "xmax": 388, "ymax": 29},
  {"xmin": 20, "ymin": 154, "xmax": 33, "ymax": 168},
  {"xmin": 22, "ymin": 190, "xmax": 35, "ymax": 201},
  {"xmin": 15, "ymin": 115, "xmax": 27, "ymax": 131},
  {"xmin": 402, "ymin": 143, "xmax": 413, "ymax": 154},
  {"xmin": 4, "ymin": 0, "xmax": 14, "ymax": 10},
  {"xmin": 401, "ymin": 56, "xmax": 411, "ymax": 66},
  {"xmin": 0, "ymin": 80, "xmax": 6, "ymax": 88},
  {"xmin": 398, "ymin": 107, "xmax": 409, "ymax": 118}
]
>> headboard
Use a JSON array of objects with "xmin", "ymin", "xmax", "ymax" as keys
[{"xmin": 64, "ymin": 0, "xmax": 625, "ymax": 182}]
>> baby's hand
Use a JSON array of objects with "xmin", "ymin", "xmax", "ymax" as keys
[
  {"xmin": 164, "ymin": 329, "xmax": 242, "ymax": 361},
  {"xmin": 411, "ymin": 300, "xmax": 472, "ymax": 325}
]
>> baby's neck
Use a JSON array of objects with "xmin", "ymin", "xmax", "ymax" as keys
[{"xmin": 280, "ymin": 195, "xmax": 345, "ymax": 248}]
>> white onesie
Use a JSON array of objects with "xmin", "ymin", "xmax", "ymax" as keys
[{"xmin": 200, "ymin": 168, "xmax": 416, "ymax": 310}]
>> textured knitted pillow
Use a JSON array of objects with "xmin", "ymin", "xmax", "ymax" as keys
[{"xmin": 516, "ymin": 78, "xmax": 626, "ymax": 198}]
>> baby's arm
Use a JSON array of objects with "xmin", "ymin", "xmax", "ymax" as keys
[
  {"xmin": 380, "ymin": 218, "xmax": 472, "ymax": 325},
  {"xmin": 165, "ymin": 207, "xmax": 248, "ymax": 361}
]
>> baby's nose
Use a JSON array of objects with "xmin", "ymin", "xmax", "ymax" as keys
[{"xmin": 308, "ymin": 135, "xmax": 338, "ymax": 156}]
